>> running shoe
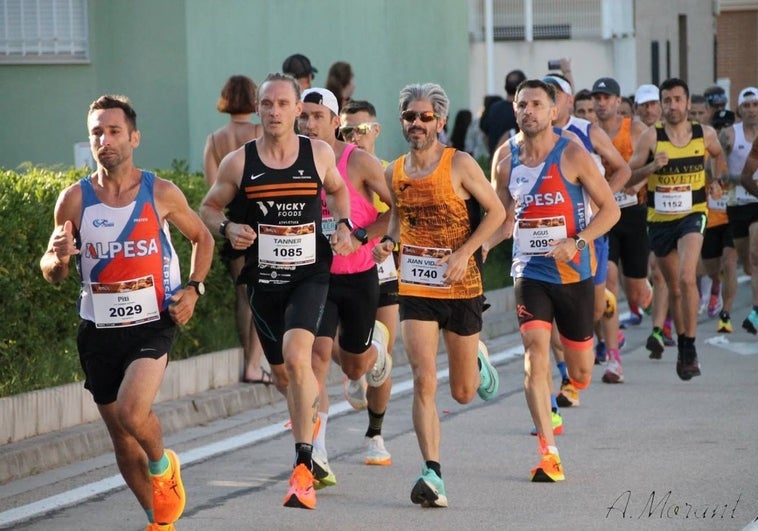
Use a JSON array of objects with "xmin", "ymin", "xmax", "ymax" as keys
[
  {"xmin": 556, "ymin": 379, "xmax": 579, "ymax": 407},
  {"xmin": 594, "ymin": 340, "xmax": 606, "ymax": 364},
  {"xmin": 151, "ymin": 449, "xmax": 185, "ymax": 525},
  {"xmin": 743, "ymin": 310, "xmax": 758, "ymax": 335},
  {"xmin": 602, "ymin": 349, "xmax": 624, "ymax": 383},
  {"xmin": 530, "ymin": 440, "xmax": 564, "ymax": 483},
  {"xmin": 410, "ymin": 466, "xmax": 448, "ymax": 508},
  {"xmin": 618, "ymin": 330, "xmax": 626, "ymax": 349},
  {"xmin": 662, "ymin": 327, "xmax": 676, "ymax": 347},
  {"xmin": 311, "ymin": 448, "xmax": 336, "ymax": 490},
  {"xmin": 676, "ymin": 346, "xmax": 701, "ymax": 381},
  {"xmin": 717, "ymin": 311, "xmax": 733, "ymax": 333},
  {"xmin": 476, "ymin": 340, "xmax": 499, "ymax": 400},
  {"xmin": 365, "ymin": 435, "xmax": 392, "ymax": 466},
  {"xmin": 283, "ymin": 463, "xmax": 316, "ymax": 509},
  {"xmin": 367, "ymin": 321, "xmax": 392, "ymax": 387},
  {"xmin": 146, "ymin": 524, "xmax": 175, "ymax": 531},
  {"xmin": 530, "ymin": 410, "xmax": 563, "ymax": 436},
  {"xmin": 646, "ymin": 330, "xmax": 665, "ymax": 360},
  {"xmin": 707, "ymin": 293, "xmax": 723, "ymax": 319},
  {"xmin": 619, "ymin": 310, "xmax": 642, "ymax": 328},
  {"xmin": 343, "ymin": 375, "xmax": 368, "ymax": 410}
]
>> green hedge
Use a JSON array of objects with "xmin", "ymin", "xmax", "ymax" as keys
[
  {"xmin": 0, "ymin": 164, "xmax": 237, "ymax": 398},
  {"xmin": 0, "ymin": 163, "xmax": 512, "ymax": 398}
]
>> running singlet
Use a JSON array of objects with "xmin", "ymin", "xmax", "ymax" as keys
[
  {"xmin": 509, "ymin": 136, "xmax": 595, "ymax": 284},
  {"xmin": 727, "ymin": 123, "xmax": 758, "ymax": 205},
  {"xmin": 320, "ymin": 143, "xmax": 378, "ymax": 274},
  {"xmin": 647, "ymin": 122, "xmax": 708, "ymax": 223},
  {"xmin": 609, "ymin": 117, "xmax": 646, "ymax": 208},
  {"xmin": 78, "ymin": 172, "xmax": 181, "ymax": 328},
  {"xmin": 392, "ymin": 147, "xmax": 482, "ymax": 299},
  {"xmin": 562, "ymin": 116, "xmax": 605, "ymax": 176},
  {"xmin": 237, "ymin": 135, "xmax": 332, "ymax": 288}
]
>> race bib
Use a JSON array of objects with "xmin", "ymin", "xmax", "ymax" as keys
[
  {"xmin": 707, "ymin": 193, "xmax": 727, "ymax": 212},
  {"xmin": 90, "ymin": 275, "xmax": 160, "ymax": 328},
  {"xmin": 400, "ymin": 244, "xmax": 450, "ymax": 288},
  {"xmin": 321, "ymin": 215, "xmax": 336, "ymax": 237},
  {"xmin": 258, "ymin": 222, "xmax": 316, "ymax": 267},
  {"xmin": 377, "ymin": 252, "xmax": 398, "ymax": 284},
  {"xmin": 516, "ymin": 216, "xmax": 567, "ymax": 256},
  {"xmin": 614, "ymin": 191, "xmax": 638, "ymax": 209},
  {"xmin": 654, "ymin": 184, "xmax": 692, "ymax": 214}
]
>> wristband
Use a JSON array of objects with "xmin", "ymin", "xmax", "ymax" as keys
[{"xmin": 380, "ymin": 235, "xmax": 397, "ymax": 246}]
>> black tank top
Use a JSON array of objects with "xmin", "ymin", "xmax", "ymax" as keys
[{"xmin": 238, "ymin": 135, "xmax": 332, "ymax": 287}]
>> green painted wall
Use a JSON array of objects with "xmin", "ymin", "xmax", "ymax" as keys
[{"xmin": 0, "ymin": 0, "xmax": 468, "ymax": 172}]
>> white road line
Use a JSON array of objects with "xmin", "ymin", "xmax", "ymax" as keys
[{"xmin": 0, "ymin": 346, "xmax": 524, "ymax": 528}]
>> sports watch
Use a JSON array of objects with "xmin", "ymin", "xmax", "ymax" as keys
[
  {"xmin": 353, "ymin": 227, "xmax": 369, "ymax": 245},
  {"xmin": 186, "ymin": 280, "xmax": 205, "ymax": 296},
  {"xmin": 573, "ymin": 235, "xmax": 587, "ymax": 251},
  {"xmin": 219, "ymin": 220, "xmax": 230, "ymax": 238}
]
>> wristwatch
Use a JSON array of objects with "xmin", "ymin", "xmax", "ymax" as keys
[
  {"xmin": 219, "ymin": 220, "xmax": 230, "ymax": 238},
  {"xmin": 573, "ymin": 235, "xmax": 587, "ymax": 251},
  {"xmin": 353, "ymin": 227, "xmax": 369, "ymax": 245},
  {"xmin": 337, "ymin": 218, "xmax": 354, "ymax": 231},
  {"xmin": 186, "ymin": 280, "xmax": 205, "ymax": 296}
]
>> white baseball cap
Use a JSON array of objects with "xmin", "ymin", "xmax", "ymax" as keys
[
  {"xmin": 738, "ymin": 87, "xmax": 758, "ymax": 106},
  {"xmin": 635, "ymin": 84, "xmax": 659, "ymax": 105},
  {"xmin": 301, "ymin": 87, "xmax": 339, "ymax": 116}
]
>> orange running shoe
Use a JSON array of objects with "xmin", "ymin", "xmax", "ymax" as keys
[
  {"xmin": 283, "ymin": 464, "xmax": 317, "ymax": 509},
  {"xmin": 531, "ymin": 452, "xmax": 565, "ymax": 482},
  {"xmin": 146, "ymin": 523, "xmax": 175, "ymax": 531},
  {"xmin": 530, "ymin": 436, "xmax": 564, "ymax": 482},
  {"xmin": 152, "ymin": 449, "xmax": 186, "ymax": 525}
]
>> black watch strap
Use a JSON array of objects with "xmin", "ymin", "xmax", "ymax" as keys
[
  {"xmin": 337, "ymin": 218, "xmax": 353, "ymax": 231},
  {"xmin": 219, "ymin": 220, "xmax": 230, "ymax": 238},
  {"xmin": 380, "ymin": 235, "xmax": 397, "ymax": 246}
]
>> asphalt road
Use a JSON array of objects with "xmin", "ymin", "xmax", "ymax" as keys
[{"xmin": 2, "ymin": 283, "xmax": 757, "ymax": 531}]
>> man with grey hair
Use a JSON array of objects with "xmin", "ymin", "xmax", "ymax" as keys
[{"xmin": 373, "ymin": 82, "xmax": 505, "ymax": 508}]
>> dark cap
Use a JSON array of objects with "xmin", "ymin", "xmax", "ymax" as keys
[
  {"xmin": 282, "ymin": 53, "xmax": 318, "ymax": 79},
  {"xmin": 591, "ymin": 77, "xmax": 620, "ymax": 97},
  {"xmin": 704, "ymin": 85, "xmax": 728, "ymax": 107}
]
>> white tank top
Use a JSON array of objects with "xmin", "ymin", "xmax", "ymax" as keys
[{"xmin": 727, "ymin": 123, "xmax": 758, "ymax": 205}]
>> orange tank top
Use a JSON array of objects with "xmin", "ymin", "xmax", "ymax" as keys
[
  {"xmin": 608, "ymin": 117, "xmax": 646, "ymax": 206},
  {"xmin": 392, "ymin": 148, "xmax": 482, "ymax": 299}
]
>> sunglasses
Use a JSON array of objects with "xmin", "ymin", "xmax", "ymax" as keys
[
  {"xmin": 339, "ymin": 122, "xmax": 377, "ymax": 137},
  {"xmin": 400, "ymin": 110, "xmax": 439, "ymax": 123}
]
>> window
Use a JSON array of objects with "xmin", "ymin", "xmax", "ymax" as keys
[
  {"xmin": 0, "ymin": 0, "xmax": 88, "ymax": 64},
  {"xmin": 469, "ymin": 0, "xmax": 633, "ymax": 42}
]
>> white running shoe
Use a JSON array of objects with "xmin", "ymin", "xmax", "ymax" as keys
[
  {"xmin": 343, "ymin": 375, "xmax": 368, "ymax": 410},
  {"xmin": 601, "ymin": 350, "xmax": 624, "ymax": 383},
  {"xmin": 365, "ymin": 435, "xmax": 392, "ymax": 466},
  {"xmin": 367, "ymin": 321, "xmax": 392, "ymax": 387},
  {"xmin": 311, "ymin": 448, "xmax": 336, "ymax": 490}
]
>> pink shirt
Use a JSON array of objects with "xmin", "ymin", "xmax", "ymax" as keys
[{"xmin": 321, "ymin": 144, "xmax": 378, "ymax": 274}]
